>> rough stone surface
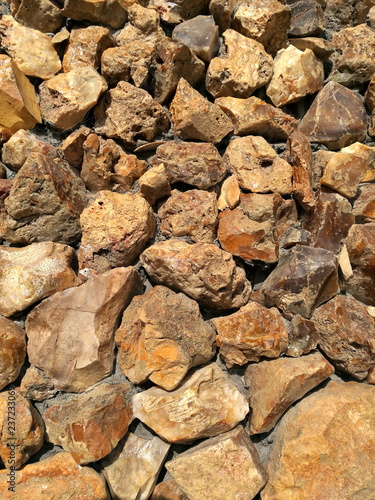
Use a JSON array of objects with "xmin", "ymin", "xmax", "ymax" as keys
[
  {"xmin": 8, "ymin": 0, "xmax": 64, "ymax": 33},
  {"xmin": 20, "ymin": 365, "xmax": 57, "ymax": 402},
  {"xmin": 0, "ymin": 317, "xmax": 26, "ymax": 391},
  {"xmin": 217, "ymin": 175, "xmax": 240, "ymax": 210},
  {"xmin": 320, "ymin": 152, "xmax": 367, "ymax": 198},
  {"xmin": 149, "ymin": 0, "xmax": 210, "ymax": 23},
  {"xmin": 353, "ymin": 185, "xmax": 375, "ymax": 222},
  {"xmin": 63, "ymin": 0, "xmax": 127, "ymax": 28},
  {"xmin": 2, "ymin": 129, "xmax": 55, "ymax": 172},
  {"xmin": 289, "ymin": 0, "xmax": 324, "ymax": 37},
  {"xmin": 59, "ymin": 126, "xmax": 92, "ymax": 169},
  {"xmin": 172, "ymin": 15, "xmax": 219, "ymax": 62},
  {"xmin": 112, "ymin": 153, "xmax": 147, "ymax": 192},
  {"xmin": 290, "ymin": 36, "xmax": 334, "ymax": 60},
  {"xmin": 139, "ymin": 164, "xmax": 171, "ymax": 206},
  {"xmin": 151, "ymin": 479, "xmax": 188, "ymax": 500},
  {"xmin": 286, "ymin": 315, "xmax": 320, "ymax": 357},
  {"xmin": 324, "ymin": 0, "xmax": 375, "ymax": 32}
]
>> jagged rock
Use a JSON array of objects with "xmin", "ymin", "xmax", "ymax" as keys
[
  {"xmin": 320, "ymin": 152, "xmax": 367, "ymax": 198},
  {"xmin": 20, "ymin": 365, "xmax": 57, "ymax": 401},
  {"xmin": 172, "ymin": 15, "xmax": 219, "ymax": 63},
  {"xmin": 217, "ymin": 176, "xmax": 240, "ymax": 210},
  {"xmin": 59, "ymin": 126, "xmax": 92, "ymax": 169},
  {"xmin": 206, "ymin": 30, "xmax": 273, "ymax": 98},
  {"xmin": 102, "ymin": 433, "xmax": 170, "ymax": 500},
  {"xmin": 341, "ymin": 142, "xmax": 375, "ymax": 182},
  {"xmin": 209, "ymin": 0, "xmax": 235, "ymax": 32},
  {"xmin": 148, "ymin": 0, "xmax": 210, "ymax": 23},
  {"xmin": 353, "ymin": 184, "xmax": 375, "ymax": 222},
  {"xmin": 25, "ymin": 267, "xmax": 142, "ymax": 392},
  {"xmin": 151, "ymin": 479, "xmax": 188, "ymax": 500},
  {"xmin": 139, "ymin": 164, "xmax": 171, "ymax": 206},
  {"xmin": 51, "ymin": 28, "xmax": 70, "ymax": 46},
  {"xmin": 245, "ymin": 352, "xmax": 334, "ymax": 434},
  {"xmin": 132, "ymin": 363, "xmax": 249, "ymax": 443},
  {"xmin": 166, "ymin": 426, "xmax": 267, "ymax": 500},
  {"xmin": 2, "ymin": 129, "xmax": 55, "ymax": 172},
  {"xmin": 0, "ymin": 317, "xmax": 26, "ymax": 391},
  {"xmin": 0, "ymin": 15, "xmax": 61, "ymax": 79},
  {"xmin": 324, "ymin": 0, "xmax": 375, "ymax": 32},
  {"xmin": 8, "ymin": 0, "xmax": 64, "ymax": 33},
  {"xmin": 62, "ymin": 0, "xmax": 127, "ymax": 28},
  {"xmin": 127, "ymin": 3, "xmax": 161, "ymax": 33},
  {"xmin": 289, "ymin": 0, "xmax": 324, "ymax": 37},
  {"xmin": 290, "ymin": 36, "xmax": 334, "ymax": 60},
  {"xmin": 286, "ymin": 315, "xmax": 320, "ymax": 357},
  {"xmin": 223, "ymin": 136, "xmax": 293, "ymax": 195},
  {"xmin": 112, "ymin": 153, "xmax": 147, "ymax": 192},
  {"xmin": 140, "ymin": 239, "xmax": 251, "ymax": 310}
]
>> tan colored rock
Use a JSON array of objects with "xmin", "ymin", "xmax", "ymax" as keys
[
  {"xmin": 166, "ymin": 426, "xmax": 268, "ymax": 500},
  {"xmin": 52, "ymin": 28, "xmax": 70, "ymax": 46},
  {"xmin": 2, "ymin": 129, "xmax": 55, "ymax": 172},
  {"xmin": 216, "ymin": 96, "xmax": 298, "ymax": 140},
  {"xmin": 209, "ymin": 0, "xmax": 235, "ymax": 32},
  {"xmin": 25, "ymin": 267, "xmax": 142, "ymax": 392},
  {"xmin": 139, "ymin": 164, "xmax": 171, "ymax": 206},
  {"xmin": 172, "ymin": 15, "xmax": 219, "ymax": 62},
  {"xmin": 116, "ymin": 286, "xmax": 216, "ymax": 390},
  {"xmin": 0, "ymin": 317, "xmax": 26, "ymax": 391},
  {"xmin": 289, "ymin": 0, "xmax": 324, "ymax": 37},
  {"xmin": 59, "ymin": 126, "xmax": 92, "ymax": 169},
  {"xmin": 245, "ymin": 352, "xmax": 334, "ymax": 434},
  {"xmin": 223, "ymin": 136, "xmax": 293, "ymax": 195},
  {"xmin": 286, "ymin": 314, "xmax": 320, "ymax": 357},
  {"xmin": 140, "ymin": 239, "xmax": 251, "ymax": 310},
  {"xmin": 63, "ymin": 0, "xmax": 127, "ymax": 28},
  {"xmin": 290, "ymin": 36, "xmax": 334, "ymax": 60},
  {"xmin": 365, "ymin": 74, "xmax": 375, "ymax": 112},
  {"xmin": 262, "ymin": 381, "xmax": 375, "ymax": 500},
  {"xmin": 133, "ymin": 363, "xmax": 249, "ymax": 443},
  {"xmin": 342, "ymin": 142, "xmax": 375, "ymax": 182},
  {"xmin": 353, "ymin": 184, "xmax": 375, "ymax": 222},
  {"xmin": 217, "ymin": 175, "xmax": 240, "ymax": 210},
  {"xmin": 324, "ymin": 0, "xmax": 375, "ymax": 32},
  {"xmin": 0, "ymin": 452, "xmax": 109, "ymax": 499},
  {"xmin": 8, "ymin": 0, "xmax": 64, "ymax": 33},
  {"xmin": 20, "ymin": 365, "xmax": 57, "ymax": 402},
  {"xmin": 102, "ymin": 433, "xmax": 170, "ymax": 500},
  {"xmin": 206, "ymin": 29, "xmax": 273, "ymax": 98},
  {"xmin": 127, "ymin": 3, "xmax": 161, "ymax": 33},
  {"xmin": 112, "ymin": 153, "xmax": 147, "ymax": 192},
  {"xmin": 0, "ymin": 15, "xmax": 61, "ymax": 79},
  {"xmin": 148, "ymin": 0, "xmax": 210, "ymax": 23},
  {"xmin": 0, "ymin": 391, "xmax": 44, "ymax": 469},
  {"xmin": 78, "ymin": 191, "xmax": 155, "ymax": 276},
  {"xmin": 320, "ymin": 152, "xmax": 367, "ymax": 198},
  {"xmin": 151, "ymin": 479, "xmax": 188, "ymax": 500}
]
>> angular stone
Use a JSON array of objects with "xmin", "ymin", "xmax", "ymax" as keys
[
  {"xmin": 166, "ymin": 426, "xmax": 267, "ymax": 500},
  {"xmin": 299, "ymin": 82, "xmax": 367, "ymax": 149},
  {"xmin": 353, "ymin": 184, "xmax": 375, "ymax": 222},
  {"xmin": 223, "ymin": 136, "xmax": 293, "ymax": 195},
  {"xmin": 172, "ymin": 15, "xmax": 219, "ymax": 62},
  {"xmin": 206, "ymin": 30, "xmax": 273, "ymax": 98},
  {"xmin": 78, "ymin": 191, "xmax": 155, "ymax": 276},
  {"xmin": 290, "ymin": 36, "xmax": 335, "ymax": 60},
  {"xmin": 112, "ymin": 153, "xmax": 147, "ymax": 192},
  {"xmin": 286, "ymin": 315, "xmax": 320, "ymax": 357},
  {"xmin": 59, "ymin": 126, "xmax": 92, "ymax": 169},
  {"xmin": 26, "ymin": 267, "xmax": 142, "ymax": 392},
  {"xmin": 215, "ymin": 96, "xmax": 298, "ymax": 140},
  {"xmin": 138, "ymin": 164, "xmax": 171, "ymax": 206},
  {"xmin": 217, "ymin": 175, "xmax": 240, "ymax": 210},
  {"xmin": 148, "ymin": 0, "xmax": 210, "ymax": 23},
  {"xmin": 9, "ymin": 0, "xmax": 64, "ymax": 33},
  {"xmin": 63, "ymin": 0, "xmax": 127, "ymax": 28},
  {"xmin": 102, "ymin": 433, "xmax": 170, "ymax": 500},
  {"xmin": 0, "ymin": 391, "xmax": 44, "ymax": 469},
  {"xmin": 267, "ymin": 46, "xmax": 324, "ymax": 107},
  {"xmin": 133, "ymin": 363, "xmax": 249, "ymax": 443},
  {"xmin": 20, "ymin": 365, "xmax": 57, "ymax": 402},
  {"xmin": 127, "ymin": 3, "xmax": 161, "ymax": 34},
  {"xmin": 2, "ymin": 129, "xmax": 55, "ymax": 172},
  {"xmin": 324, "ymin": 0, "xmax": 375, "ymax": 32},
  {"xmin": 0, "ymin": 317, "xmax": 26, "ymax": 391},
  {"xmin": 365, "ymin": 74, "xmax": 375, "ymax": 112},
  {"xmin": 0, "ymin": 15, "xmax": 61, "ymax": 79},
  {"xmin": 151, "ymin": 479, "xmax": 188, "ymax": 500},
  {"xmin": 209, "ymin": 0, "xmax": 235, "ymax": 32},
  {"xmin": 289, "ymin": 0, "xmax": 324, "ymax": 37},
  {"xmin": 52, "ymin": 28, "xmax": 70, "ymax": 46},
  {"xmin": 320, "ymin": 152, "xmax": 367, "ymax": 198},
  {"xmin": 245, "ymin": 352, "xmax": 334, "ymax": 434},
  {"xmin": 39, "ymin": 66, "xmax": 107, "ymax": 131},
  {"xmin": 150, "ymin": 141, "xmax": 226, "ymax": 189},
  {"xmin": 140, "ymin": 239, "xmax": 251, "ymax": 310}
]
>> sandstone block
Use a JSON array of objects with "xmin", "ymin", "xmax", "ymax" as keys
[
  {"xmin": 172, "ymin": 15, "xmax": 219, "ymax": 62},
  {"xmin": 2, "ymin": 129, "xmax": 55, "ymax": 172},
  {"xmin": 0, "ymin": 317, "xmax": 26, "ymax": 391}
]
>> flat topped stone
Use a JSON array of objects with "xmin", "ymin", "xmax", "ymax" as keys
[{"xmin": 172, "ymin": 15, "xmax": 219, "ymax": 62}]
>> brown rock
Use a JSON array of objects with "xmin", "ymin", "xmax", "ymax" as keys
[
  {"xmin": 365, "ymin": 74, "xmax": 375, "ymax": 112},
  {"xmin": 78, "ymin": 191, "xmax": 155, "ymax": 276},
  {"xmin": 140, "ymin": 239, "xmax": 251, "ymax": 310},
  {"xmin": 138, "ymin": 164, "xmax": 171, "ymax": 205},
  {"xmin": 0, "ymin": 391, "xmax": 44, "ymax": 469},
  {"xmin": 2, "ymin": 129, "xmax": 55, "ymax": 172},
  {"xmin": 206, "ymin": 30, "xmax": 273, "ymax": 98},
  {"xmin": 148, "ymin": 0, "xmax": 210, "ymax": 23},
  {"xmin": 320, "ymin": 152, "xmax": 367, "ymax": 198},
  {"xmin": 290, "ymin": 36, "xmax": 334, "ymax": 60},
  {"xmin": 0, "ymin": 317, "xmax": 26, "ymax": 391},
  {"xmin": 245, "ymin": 352, "xmax": 334, "ymax": 434},
  {"xmin": 132, "ymin": 363, "xmax": 249, "ymax": 443},
  {"xmin": 286, "ymin": 315, "xmax": 320, "ymax": 357},
  {"xmin": 217, "ymin": 175, "xmax": 240, "ymax": 210},
  {"xmin": 112, "ymin": 153, "xmax": 148, "ymax": 192},
  {"xmin": 172, "ymin": 15, "xmax": 219, "ymax": 62},
  {"xmin": 51, "ymin": 28, "xmax": 70, "ymax": 46},
  {"xmin": 353, "ymin": 184, "xmax": 375, "ymax": 222},
  {"xmin": 25, "ymin": 267, "xmax": 142, "ymax": 392},
  {"xmin": 289, "ymin": 0, "xmax": 324, "ymax": 37},
  {"xmin": 0, "ymin": 164, "xmax": 5, "ymax": 179},
  {"xmin": 8, "ymin": 0, "xmax": 64, "ymax": 33},
  {"xmin": 63, "ymin": 0, "xmax": 127, "ymax": 28},
  {"xmin": 324, "ymin": 0, "xmax": 375, "ymax": 32},
  {"xmin": 59, "ymin": 126, "xmax": 92, "ymax": 169},
  {"xmin": 151, "ymin": 479, "xmax": 188, "ymax": 500},
  {"xmin": 20, "ymin": 365, "xmax": 57, "ymax": 402},
  {"xmin": 299, "ymin": 82, "xmax": 367, "ymax": 149},
  {"xmin": 223, "ymin": 136, "xmax": 293, "ymax": 195},
  {"xmin": 166, "ymin": 426, "xmax": 267, "ymax": 500},
  {"xmin": 127, "ymin": 3, "xmax": 161, "ymax": 33},
  {"xmin": 209, "ymin": 0, "xmax": 235, "ymax": 32}
]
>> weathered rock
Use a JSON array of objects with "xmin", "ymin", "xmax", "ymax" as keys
[
  {"xmin": 151, "ymin": 479, "xmax": 188, "ymax": 500},
  {"xmin": 267, "ymin": 45, "xmax": 324, "ymax": 107},
  {"xmin": 368, "ymin": 5, "xmax": 375, "ymax": 26},
  {"xmin": 132, "ymin": 363, "xmax": 249, "ymax": 443},
  {"xmin": 245, "ymin": 352, "xmax": 334, "ymax": 434},
  {"xmin": 365, "ymin": 74, "xmax": 375, "ymax": 112},
  {"xmin": 116, "ymin": 286, "xmax": 216, "ymax": 390},
  {"xmin": 139, "ymin": 164, "xmax": 171, "ymax": 206},
  {"xmin": 353, "ymin": 184, "xmax": 375, "ymax": 222},
  {"xmin": 166, "ymin": 426, "xmax": 267, "ymax": 500},
  {"xmin": 26, "ymin": 267, "xmax": 142, "ymax": 392},
  {"xmin": 78, "ymin": 191, "xmax": 155, "ymax": 276},
  {"xmin": 39, "ymin": 66, "xmax": 107, "ymax": 131},
  {"xmin": 223, "ymin": 136, "xmax": 293, "ymax": 195},
  {"xmin": 320, "ymin": 152, "xmax": 367, "ymax": 198},
  {"xmin": 63, "ymin": 0, "xmax": 127, "ymax": 28},
  {"xmin": 0, "ymin": 317, "xmax": 26, "ymax": 391},
  {"xmin": 0, "ymin": 164, "xmax": 5, "ymax": 179},
  {"xmin": 290, "ymin": 36, "xmax": 335, "ymax": 60},
  {"xmin": 206, "ymin": 30, "xmax": 273, "ymax": 98},
  {"xmin": 127, "ymin": 3, "xmax": 161, "ymax": 33},
  {"xmin": 286, "ymin": 315, "xmax": 320, "ymax": 357},
  {"xmin": 20, "ymin": 365, "xmax": 57, "ymax": 402},
  {"xmin": 209, "ymin": 0, "xmax": 235, "ymax": 32},
  {"xmin": 102, "ymin": 433, "xmax": 170, "ymax": 500},
  {"xmin": 262, "ymin": 381, "xmax": 375, "ymax": 500},
  {"xmin": 59, "ymin": 126, "xmax": 92, "ymax": 169},
  {"xmin": 0, "ymin": 15, "xmax": 61, "ymax": 79},
  {"xmin": 215, "ymin": 96, "xmax": 298, "ymax": 140},
  {"xmin": 148, "ymin": 0, "xmax": 210, "ymax": 23},
  {"xmin": 150, "ymin": 141, "xmax": 226, "ymax": 189},
  {"xmin": 289, "ymin": 0, "xmax": 324, "ymax": 37},
  {"xmin": 324, "ymin": 0, "xmax": 375, "ymax": 32},
  {"xmin": 2, "ymin": 129, "xmax": 55, "ymax": 172},
  {"xmin": 278, "ymin": 224, "xmax": 312, "ymax": 250},
  {"xmin": 8, "ymin": 0, "xmax": 64, "ymax": 33},
  {"xmin": 172, "ymin": 15, "xmax": 219, "ymax": 62},
  {"xmin": 170, "ymin": 78, "xmax": 233, "ymax": 143},
  {"xmin": 140, "ymin": 239, "xmax": 251, "ymax": 310},
  {"xmin": 217, "ymin": 175, "xmax": 240, "ymax": 210},
  {"xmin": 299, "ymin": 82, "xmax": 367, "ymax": 149},
  {"xmin": 0, "ymin": 391, "xmax": 44, "ymax": 469},
  {"xmin": 112, "ymin": 153, "xmax": 147, "ymax": 192}
]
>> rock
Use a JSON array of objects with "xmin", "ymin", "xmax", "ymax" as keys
[
  {"xmin": 59, "ymin": 126, "xmax": 92, "ymax": 169},
  {"xmin": 290, "ymin": 36, "xmax": 334, "ymax": 60},
  {"xmin": 257, "ymin": 245, "xmax": 339, "ymax": 318},
  {"xmin": 151, "ymin": 479, "xmax": 188, "ymax": 500},
  {"xmin": 63, "ymin": 0, "xmax": 127, "ymax": 28},
  {"xmin": 245, "ymin": 352, "xmax": 334, "ymax": 434},
  {"xmin": 112, "ymin": 153, "xmax": 147, "ymax": 192},
  {"xmin": 0, "ymin": 391, "xmax": 44, "ymax": 469},
  {"xmin": 2, "ymin": 129, "xmax": 55, "ymax": 172},
  {"xmin": 289, "ymin": 0, "xmax": 324, "ymax": 37},
  {"xmin": 299, "ymin": 82, "xmax": 367, "ymax": 149},
  {"xmin": 223, "ymin": 136, "xmax": 293, "ymax": 195},
  {"xmin": 320, "ymin": 152, "xmax": 367, "ymax": 198},
  {"xmin": 127, "ymin": 3, "xmax": 161, "ymax": 34},
  {"xmin": 0, "ymin": 242, "xmax": 78, "ymax": 317},
  {"xmin": 172, "ymin": 15, "xmax": 219, "ymax": 62},
  {"xmin": 368, "ymin": 5, "xmax": 375, "ymax": 26},
  {"xmin": 39, "ymin": 66, "xmax": 107, "ymax": 131},
  {"xmin": 209, "ymin": 0, "xmax": 235, "ymax": 32},
  {"xmin": 262, "ymin": 381, "xmax": 375, "ymax": 500},
  {"xmin": 148, "ymin": 0, "xmax": 210, "ymax": 23},
  {"xmin": 8, "ymin": 0, "xmax": 64, "ymax": 33},
  {"xmin": 215, "ymin": 96, "xmax": 298, "ymax": 140},
  {"xmin": 150, "ymin": 141, "xmax": 226, "ymax": 189},
  {"xmin": 267, "ymin": 45, "xmax": 324, "ymax": 107},
  {"xmin": 20, "ymin": 365, "xmax": 57, "ymax": 402},
  {"xmin": 0, "ymin": 317, "xmax": 26, "ymax": 391},
  {"xmin": 25, "ymin": 267, "xmax": 142, "ymax": 392},
  {"xmin": 217, "ymin": 175, "xmax": 240, "ymax": 210},
  {"xmin": 52, "ymin": 28, "xmax": 70, "ymax": 46},
  {"xmin": 0, "ymin": 164, "xmax": 5, "ymax": 179},
  {"xmin": 95, "ymin": 82, "xmax": 170, "ymax": 146},
  {"xmin": 170, "ymin": 78, "xmax": 233, "ymax": 143},
  {"xmin": 78, "ymin": 191, "xmax": 155, "ymax": 276},
  {"xmin": 140, "ymin": 239, "xmax": 251, "ymax": 310},
  {"xmin": 206, "ymin": 29, "xmax": 273, "ymax": 98},
  {"xmin": 0, "ymin": 452, "xmax": 109, "ymax": 499},
  {"xmin": 166, "ymin": 426, "xmax": 268, "ymax": 500},
  {"xmin": 353, "ymin": 184, "xmax": 375, "ymax": 222},
  {"xmin": 62, "ymin": 25, "xmax": 115, "ymax": 72},
  {"xmin": 365, "ymin": 74, "xmax": 375, "ymax": 112},
  {"xmin": 116, "ymin": 286, "xmax": 216, "ymax": 390},
  {"xmin": 139, "ymin": 164, "xmax": 171, "ymax": 206},
  {"xmin": 102, "ymin": 433, "xmax": 170, "ymax": 500},
  {"xmin": 211, "ymin": 302, "xmax": 288, "ymax": 368},
  {"xmin": 0, "ymin": 15, "xmax": 61, "ymax": 79},
  {"xmin": 341, "ymin": 142, "xmax": 375, "ymax": 182},
  {"xmin": 0, "ymin": 54, "xmax": 41, "ymax": 133},
  {"xmin": 132, "ymin": 363, "xmax": 249, "ymax": 443},
  {"xmin": 324, "ymin": 0, "xmax": 375, "ymax": 32},
  {"xmin": 286, "ymin": 315, "xmax": 320, "ymax": 357}
]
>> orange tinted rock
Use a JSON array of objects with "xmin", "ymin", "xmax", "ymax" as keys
[
  {"xmin": 9, "ymin": 0, "xmax": 64, "ymax": 33},
  {"xmin": 342, "ymin": 142, "xmax": 375, "ymax": 182},
  {"xmin": 2, "ymin": 129, "xmax": 55, "ymax": 172},
  {"xmin": 151, "ymin": 479, "xmax": 188, "ymax": 500},
  {"xmin": 63, "ymin": 0, "xmax": 127, "ymax": 28},
  {"xmin": 320, "ymin": 152, "xmax": 367, "ymax": 198},
  {"xmin": 217, "ymin": 175, "xmax": 240, "ymax": 210},
  {"xmin": 286, "ymin": 315, "xmax": 320, "ymax": 357},
  {"xmin": 138, "ymin": 164, "xmax": 171, "ymax": 206},
  {"xmin": 20, "ymin": 365, "xmax": 57, "ymax": 402},
  {"xmin": 172, "ymin": 15, "xmax": 219, "ymax": 62},
  {"xmin": 112, "ymin": 153, "xmax": 147, "ymax": 192},
  {"xmin": 0, "ymin": 317, "xmax": 26, "ymax": 391},
  {"xmin": 353, "ymin": 184, "xmax": 375, "ymax": 222},
  {"xmin": 59, "ymin": 126, "xmax": 92, "ymax": 169}
]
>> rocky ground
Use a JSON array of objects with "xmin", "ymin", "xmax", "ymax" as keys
[{"xmin": 0, "ymin": 0, "xmax": 375, "ymax": 499}]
